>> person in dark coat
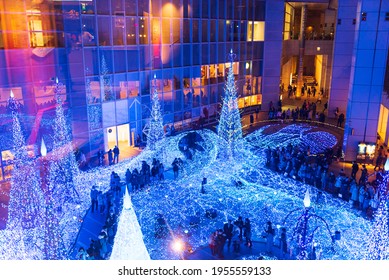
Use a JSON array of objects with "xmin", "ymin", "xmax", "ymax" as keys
[
  {"xmin": 131, "ymin": 169, "xmax": 139, "ymax": 191},
  {"xmin": 244, "ymin": 218, "xmax": 252, "ymax": 247},
  {"xmin": 264, "ymin": 221, "xmax": 274, "ymax": 254},
  {"xmin": 351, "ymin": 161, "xmax": 359, "ymax": 180},
  {"xmin": 90, "ymin": 186, "xmax": 99, "ymax": 213},
  {"xmin": 280, "ymin": 228, "xmax": 288, "ymax": 257},
  {"xmin": 359, "ymin": 165, "xmax": 368, "ymax": 185},
  {"xmin": 337, "ymin": 113, "xmax": 345, "ymax": 127},
  {"xmin": 113, "ymin": 145, "xmax": 120, "ymax": 163},
  {"xmin": 215, "ymin": 229, "xmax": 227, "ymax": 259},
  {"xmin": 172, "ymin": 158, "xmax": 179, "ymax": 179},
  {"xmin": 107, "ymin": 149, "xmax": 113, "ymax": 165},
  {"xmin": 125, "ymin": 168, "xmax": 131, "ymax": 192},
  {"xmin": 223, "ymin": 220, "xmax": 234, "ymax": 249}
]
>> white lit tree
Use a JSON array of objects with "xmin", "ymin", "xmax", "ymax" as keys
[
  {"xmin": 364, "ymin": 160, "xmax": 389, "ymax": 260},
  {"xmin": 110, "ymin": 188, "xmax": 151, "ymax": 260},
  {"xmin": 43, "ymin": 193, "xmax": 67, "ymax": 260},
  {"xmin": 100, "ymin": 55, "xmax": 114, "ymax": 101},
  {"xmin": 39, "ymin": 138, "xmax": 67, "ymax": 260},
  {"xmin": 146, "ymin": 76, "xmax": 165, "ymax": 150},
  {"xmin": 217, "ymin": 49, "xmax": 243, "ymax": 158},
  {"xmin": 6, "ymin": 110, "xmax": 45, "ymax": 259},
  {"xmin": 48, "ymin": 79, "xmax": 80, "ymax": 208}
]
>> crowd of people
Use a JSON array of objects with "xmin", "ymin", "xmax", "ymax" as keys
[
  {"xmin": 265, "ymin": 142, "xmax": 388, "ymax": 219},
  {"xmin": 208, "ymin": 216, "xmax": 255, "ymax": 259},
  {"xmin": 79, "ymin": 181, "xmax": 121, "ymax": 260},
  {"xmin": 268, "ymin": 99, "xmax": 328, "ymax": 124},
  {"xmin": 96, "ymin": 145, "xmax": 121, "ymax": 167}
]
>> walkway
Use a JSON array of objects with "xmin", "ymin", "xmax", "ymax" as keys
[{"xmin": 68, "ymin": 167, "xmax": 176, "ymax": 259}]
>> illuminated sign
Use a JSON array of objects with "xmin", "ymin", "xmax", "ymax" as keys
[
  {"xmin": 366, "ymin": 143, "xmax": 376, "ymax": 156},
  {"xmin": 357, "ymin": 143, "xmax": 366, "ymax": 155}
]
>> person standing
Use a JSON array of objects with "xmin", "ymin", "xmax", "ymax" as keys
[
  {"xmin": 280, "ymin": 228, "xmax": 288, "ymax": 258},
  {"xmin": 264, "ymin": 221, "xmax": 275, "ymax": 254},
  {"xmin": 90, "ymin": 186, "xmax": 99, "ymax": 213},
  {"xmin": 158, "ymin": 162, "xmax": 165, "ymax": 181},
  {"xmin": 337, "ymin": 113, "xmax": 345, "ymax": 127},
  {"xmin": 359, "ymin": 165, "xmax": 368, "ymax": 185},
  {"xmin": 107, "ymin": 149, "xmax": 113, "ymax": 165},
  {"xmin": 113, "ymin": 145, "xmax": 120, "ymax": 164},
  {"xmin": 215, "ymin": 229, "xmax": 227, "ymax": 259},
  {"xmin": 76, "ymin": 247, "xmax": 89, "ymax": 260},
  {"xmin": 125, "ymin": 168, "xmax": 131, "ymax": 192},
  {"xmin": 97, "ymin": 191, "xmax": 106, "ymax": 214},
  {"xmin": 172, "ymin": 158, "xmax": 179, "ymax": 179},
  {"xmin": 374, "ymin": 151, "xmax": 384, "ymax": 171},
  {"xmin": 209, "ymin": 231, "xmax": 217, "ymax": 256},
  {"xmin": 131, "ymin": 169, "xmax": 139, "ymax": 191},
  {"xmin": 223, "ymin": 220, "xmax": 234, "ymax": 249},
  {"xmin": 249, "ymin": 114, "xmax": 254, "ymax": 126},
  {"xmin": 351, "ymin": 161, "xmax": 359, "ymax": 180},
  {"xmin": 244, "ymin": 218, "xmax": 252, "ymax": 247},
  {"xmin": 349, "ymin": 180, "xmax": 360, "ymax": 208}
]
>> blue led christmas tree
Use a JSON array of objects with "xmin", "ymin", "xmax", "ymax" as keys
[
  {"xmin": 6, "ymin": 95, "xmax": 45, "ymax": 259},
  {"xmin": 364, "ymin": 160, "xmax": 389, "ymax": 260},
  {"xmin": 217, "ymin": 50, "xmax": 243, "ymax": 158},
  {"xmin": 146, "ymin": 76, "xmax": 165, "ymax": 150},
  {"xmin": 48, "ymin": 79, "xmax": 80, "ymax": 208}
]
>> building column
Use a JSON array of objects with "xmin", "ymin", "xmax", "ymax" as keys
[
  {"xmin": 328, "ymin": 0, "xmax": 358, "ymax": 119},
  {"xmin": 261, "ymin": 0, "xmax": 284, "ymax": 110},
  {"xmin": 343, "ymin": 0, "xmax": 389, "ymax": 161},
  {"xmin": 295, "ymin": 4, "xmax": 307, "ymax": 99}
]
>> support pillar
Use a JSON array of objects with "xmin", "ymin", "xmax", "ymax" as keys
[{"xmin": 295, "ymin": 4, "xmax": 307, "ymax": 100}]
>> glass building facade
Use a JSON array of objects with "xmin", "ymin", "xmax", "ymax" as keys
[
  {"xmin": 1, "ymin": 0, "xmax": 388, "ymax": 179},
  {"xmin": 0, "ymin": 0, "xmax": 266, "ymax": 177}
]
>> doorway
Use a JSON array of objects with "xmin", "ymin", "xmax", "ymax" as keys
[{"xmin": 104, "ymin": 123, "xmax": 130, "ymax": 151}]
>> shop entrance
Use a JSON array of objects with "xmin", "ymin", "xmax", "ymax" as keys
[{"xmin": 104, "ymin": 124, "xmax": 130, "ymax": 151}]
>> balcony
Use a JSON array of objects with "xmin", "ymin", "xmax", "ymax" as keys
[{"xmin": 282, "ymin": 39, "xmax": 334, "ymax": 57}]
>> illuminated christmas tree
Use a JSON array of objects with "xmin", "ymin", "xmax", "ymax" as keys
[
  {"xmin": 48, "ymin": 79, "xmax": 80, "ymax": 208},
  {"xmin": 100, "ymin": 55, "xmax": 114, "ymax": 101},
  {"xmin": 364, "ymin": 161, "xmax": 389, "ymax": 260},
  {"xmin": 40, "ymin": 138, "xmax": 67, "ymax": 260},
  {"xmin": 7, "ymin": 109, "xmax": 45, "ymax": 259},
  {"xmin": 146, "ymin": 76, "xmax": 165, "ymax": 150},
  {"xmin": 43, "ymin": 194, "xmax": 67, "ymax": 260},
  {"xmin": 217, "ymin": 50, "xmax": 243, "ymax": 158},
  {"xmin": 110, "ymin": 188, "xmax": 151, "ymax": 260}
]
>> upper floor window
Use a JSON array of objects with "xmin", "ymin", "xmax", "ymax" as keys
[{"xmin": 247, "ymin": 21, "xmax": 264, "ymax": 41}]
